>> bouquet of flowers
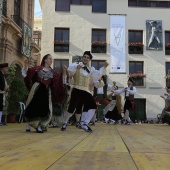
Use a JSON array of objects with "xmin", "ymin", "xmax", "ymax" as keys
[
  {"xmin": 54, "ymin": 40, "xmax": 69, "ymax": 43},
  {"xmin": 128, "ymin": 42, "xmax": 143, "ymax": 46},
  {"xmin": 92, "ymin": 41, "xmax": 106, "ymax": 45},
  {"xmin": 166, "ymin": 43, "xmax": 170, "ymax": 47},
  {"xmin": 129, "ymin": 73, "xmax": 146, "ymax": 78}
]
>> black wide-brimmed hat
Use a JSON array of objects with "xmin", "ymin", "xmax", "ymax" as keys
[
  {"xmin": 83, "ymin": 51, "xmax": 93, "ymax": 59},
  {"xmin": 0, "ymin": 63, "xmax": 8, "ymax": 68}
]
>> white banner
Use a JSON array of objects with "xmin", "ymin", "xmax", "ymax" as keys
[{"xmin": 110, "ymin": 15, "xmax": 126, "ymax": 73}]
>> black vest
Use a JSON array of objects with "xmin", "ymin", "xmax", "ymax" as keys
[
  {"xmin": 93, "ymin": 84, "xmax": 108, "ymax": 98},
  {"xmin": 125, "ymin": 86, "xmax": 134, "ymax": 100}
]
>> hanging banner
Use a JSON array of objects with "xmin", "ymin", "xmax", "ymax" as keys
[
  {"xmin": 21, "ymin": 22, "xmax": 32, "ymax": 58},
  {"xmin": 110, "ymin": 15, "xmax": 126, "ymax": 73}
]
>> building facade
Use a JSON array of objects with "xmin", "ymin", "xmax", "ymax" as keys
[
  {"xmin": 40, "ymin": 0, "xmax": 170, "ymax": 119},
  {"xmin": 0, "ymin": 0, "xmax": 40, "ymax": 77},
  {"xmin": 33, "ymin": 16, "xmax": 42, "ymax": 65}
]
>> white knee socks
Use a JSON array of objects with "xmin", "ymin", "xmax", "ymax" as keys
[
  {"xmin": 80, "ymin": 112, "xmax": 87, "ymax": 124},
  {"xmin": 91, "ymin": 113, "xmax": 96, "ymax": 122},
  {"xmin": 75, "ymin": 114, "xmax": 81, "ymax": 122},
  {"xmin": 63, "ymin": 111, "xmax": 73, "ymax": 124},
  {"xmin": 84, "ymin": 109, "xmax": 96, "ymax": 125},
  {"xmin": 124, "ymin": 110, "xmax": 130, "ymax": 122}
]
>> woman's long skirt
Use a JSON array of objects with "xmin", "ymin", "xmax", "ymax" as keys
[
  {"xmin": 105, "ymin": 106, "xmax": 122, "ymax": 121},
  {"xmin": 25, "ymin": 82, "xmax": 52, "ymax": 130}
]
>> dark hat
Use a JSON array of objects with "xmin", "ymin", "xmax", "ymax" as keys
[
  {"xmin": 83, "ymin": 51, "xmax": 93, "ymax": 59},
  {"xmin": 128, "ymin": 77, "xmax": 134, "ymax": 84},
  {"xmin": 0, "ymin": 63, "xmax": 8, "ymax": 68}
]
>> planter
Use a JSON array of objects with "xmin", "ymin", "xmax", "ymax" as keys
[{"xmin": 7, "ymin": 114, "xmax": 18, "ymax": 123}]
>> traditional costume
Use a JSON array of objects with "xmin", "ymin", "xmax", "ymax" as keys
[
  {"xmin": 0, "ymin": 63, "xmax": 8, "ymax": 126},
  {"xmin": 22, "ymin": 66, "xmax": 67, "ymax": 132},
  {"xmin": 61, "ymin": 51, "xmax": 106, "ymax": 132},
  {"xmin": 160, "ymin": 88, "xmax": 170, "ymax": 125},
  {"xmin": 114, "ymin": 78, "xmax": 137, "ymax": 124},
  {"xmin": 105, "ymin": 92, "xmax": 122, "ymax": 123}
]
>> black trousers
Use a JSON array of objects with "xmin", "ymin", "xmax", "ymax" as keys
[
  {"xmin": 0, "ymin": 94, "xmax": 3, "ymax": 111},
  {"xmin": 68, "ymin": 88, "xmax": 97, "ymax": 113}
]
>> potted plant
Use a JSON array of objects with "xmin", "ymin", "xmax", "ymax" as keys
[{"xmin": 6, "ymin": 64, "xmax": 27, "ymax": 123}]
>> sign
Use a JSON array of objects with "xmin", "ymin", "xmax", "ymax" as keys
[{"xmin": 110, "ymin": 15, "xmax": 126, "ymax": 73}]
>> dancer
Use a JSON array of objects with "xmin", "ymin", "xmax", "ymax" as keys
[
  {"xmin": 93, "ymin": 79, "xmax": 117, "ymax": 124},
  {"xmin": 0, "ymin": 63, "xmax": 9, "ymax": 126},
  {"xmin": 61, "ymin": 51, "xmax": 108, "ymax": 132},
  {"xmin": 105, "ymin": 85, "xmax": 123, "ymax": 124},
  {"xmin": 113, "ymin": 78, "xmax": 137, "ymax": 125},
  {"xmin": 160, "ymin": 87, "xmax": 170, "ymax": 125},
  {"xmin": 22, "ymin": 54, "xmax": 67, "ymax": 133}
]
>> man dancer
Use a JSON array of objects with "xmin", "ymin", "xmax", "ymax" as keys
[
  {"xmin": 61, "ymin": 51, "xmax": 108, "ymax": 132},
  {"xmin": 0, "ymin": 63, "xmax": 9, "ymax": 126},
  {"xmin": 113, "ymin": 78, "xmax": 137, "ymax": 124}
]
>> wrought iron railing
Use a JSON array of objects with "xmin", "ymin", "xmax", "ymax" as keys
[{"xmin": 11, "ymin": 15, "xmax": 24, "ymax": 29}]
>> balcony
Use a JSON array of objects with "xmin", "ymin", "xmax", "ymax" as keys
[{"xmin": 11, "ymin": 15, "xmax": 25, "ymax": 30}]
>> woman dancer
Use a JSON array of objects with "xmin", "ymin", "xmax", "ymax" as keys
[
  {"xmin": 22, "ymin": 54, "xmax": 67, "ymax": 133},
  {"xmin": 105, "ymin": 85, "xmax": 122, "ymax": 124}
]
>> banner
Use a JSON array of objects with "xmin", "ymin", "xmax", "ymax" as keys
[
  {"xmin": 21, "ymin": 22, "xmax": 32, "ymax": 58},
  {"xmin": 110, "ymin": 15, "xmax": 126, "ymax": 73}
]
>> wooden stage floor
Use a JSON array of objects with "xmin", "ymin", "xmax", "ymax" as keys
[{"xmin": 0, "ymin": 123, "xmax": 170, "ymax": 170}]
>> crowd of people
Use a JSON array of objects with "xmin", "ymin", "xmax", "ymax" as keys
[{"xmin": 0, "ymin": 51, "xmax": 170, "ymax": 131}]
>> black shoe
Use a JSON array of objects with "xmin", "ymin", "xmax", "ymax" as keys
[
  {"xmin": 26, "ymin": 129, "xmax": 31, "ymax": 132},
  {"xmin": 90, "ymin": 122, "xmax": 95, "ymax": 126},
  {"xmin": 61, "ymin": 123, "xmax": 67, "ymax": 131},
  {"xmin": 76, "ymin": 121, "xmax": 81, "ymax": 128},
  {"xmin": 81, "ymin": 124, "xmax": 93, "ymax": 132}
]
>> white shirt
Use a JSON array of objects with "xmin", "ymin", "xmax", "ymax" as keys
[
  {"xmin": 97, "ymin": 84, "xmax": 113, "ymax": 94},
  {"xmin": 114, "ymin": 86, "xmax": 137, "ymax": 96},
  {"xmin": 68, "ymin": 62, "xmax": 106, "ymax": 93}
]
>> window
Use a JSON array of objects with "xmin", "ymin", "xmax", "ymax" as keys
[
  {"xmin": 138, "ymin": 1, "xmax": 147, "ymax": 7},
  {"xmin": 148, "ymin": 1, "xmax": 157, "ymax": 7},
  {"xmin": 159, "ymin": 1, "xmax": 169, "ymax": 7},
  {"xmin": 92, "ymin": 0, "xmax": 106, "ymax": 13},
  {"xmin": 129, "ymin": 61, "xmax": 144, "ymax": 86},
  {"xmin": 54, "ymin": 59, "xmax": 69, "ymax": 73},
  {"xmin": 71, "ymin": 0, "xmax": 91, "ymax": 5},
  {"xmin": 54, "ymin": 28, "xmax": 69, "ymax": 52},
  {"xmin": 13, "ymin": 0, "xmax": 21, "ymax": 27},
  {"xmin": 165, "ymin": 31, "xmax": 170, "ymax": 55},
  {"xmin": 128, "ymin": 0, "xmax": 137, "ymax": 6},
  {"xmin": 91, "ymin": 29, "xmax": 106, "ymax": 53},
  {"xmin": 33, "ymin": 31, "xmax": 41, "ymax": 47},
  {"xmin": 128, "ymin": 30, "xmax": 143, "ymax": 54},
  {"xmin": 166, "ymin": 62, "xmax": 170, "ymax": 87},
  {"xmin": 128, "ymin": 0, "xmax": 170, "ymax": 8},
  {"xmin": 56, "ymin": 0, "xmax": 70, "ymax": 11},
  {"xmin": 91, "ymin": 60, "xmax": 105, "ymax": 70},
  {"xmin": 2, "ymin": 0, "xmax": 7, "ymax": 16}
]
